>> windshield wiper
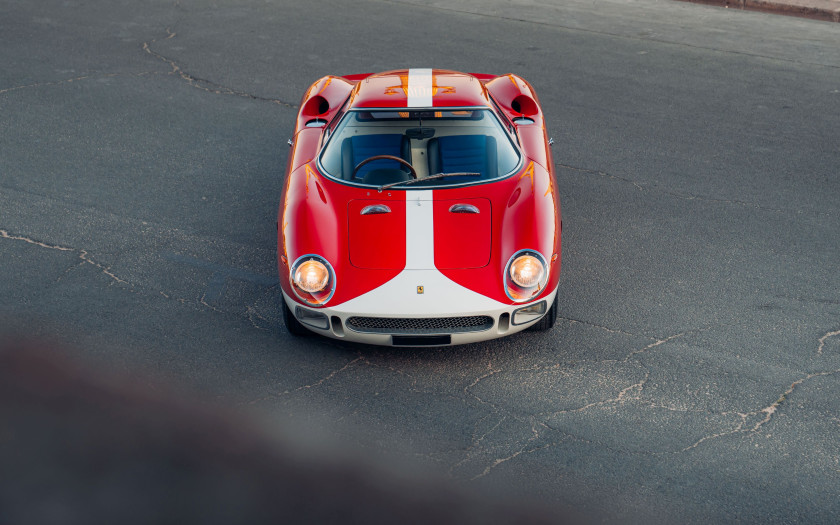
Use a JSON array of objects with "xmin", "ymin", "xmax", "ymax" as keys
[{"xmin": 377, "ymin": 172, "xmax": 481, "ymax": 192}]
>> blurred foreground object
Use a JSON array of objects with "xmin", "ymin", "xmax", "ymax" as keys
[{"xmin": 0, "ymin": 339, "xmax": 575, "ymax": 524}]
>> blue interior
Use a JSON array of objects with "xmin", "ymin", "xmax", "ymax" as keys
[
  {"xmin": 341, "ymin": 134, "xmax": 410, "ymax": 180},
  {"xmin": 427, "ymin": 135, "xmax": 497, "ymax": 182}
]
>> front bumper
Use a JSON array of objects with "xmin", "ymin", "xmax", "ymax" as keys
[{"xmin": 282, "ymin": 269, "xmax": 557, "ymax": 346}]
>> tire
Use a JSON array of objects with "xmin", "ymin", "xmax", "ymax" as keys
[
  {"xmin": 281, "ymin": 297, "xmax": 310, "ymax": 336},
  {"xmin": 528, "ymin": 292, "xmax": 559, "ymax": 332}
]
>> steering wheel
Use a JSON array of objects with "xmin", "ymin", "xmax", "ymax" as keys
[{"xmin": 353, "ymin": 155, "xmax": 417, "ymax": 179}]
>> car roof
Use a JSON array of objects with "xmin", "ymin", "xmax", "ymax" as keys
[{"xmin": 346, "ymin": 69, "xmax": 492, "ymax": 109}]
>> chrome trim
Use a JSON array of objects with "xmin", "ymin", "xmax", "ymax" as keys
[
  {"xmin": 289, "ymin": 254, "xmax": 336, "ymax": 307},
  {"xmin": 315, "ymin": 106, "xmax": 524, "ymax": 190},
  {"xmin": 512, "ymin": 300, "xmax": 547, "ymax": 325},
  {"xmin": 504, "ymin": 249, "xmax": 549, "ymax": 303},
  {"xmin": 295, "ymin": 306, "xmax": 330, "ymax": 330},
  {"xmin": 361, "ymin": 204, "xmax": 392, "ymax": 215},
  {"xmin": 448, "ymin": 203, "xmax": 480, "ymax": 214}
]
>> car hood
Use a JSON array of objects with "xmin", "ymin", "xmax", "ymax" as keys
[{"xmin": 348, "ymin": 195, "xmax": 491, "ymax": 270}]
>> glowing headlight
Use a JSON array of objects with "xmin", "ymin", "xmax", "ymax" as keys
[
  {"xmin": 294, "ymin": 260, "xmax": 329, "ymax": 293},
  {"xmin": 290, "ymin": 255, "xmax": 335, "ymax": 306},
  {"xmin": 504, "ymin": 250, "xmax": 548, "ymax": 303},
  {"xmin": 509, "ymin": 255, "xmax": 544, "ymax": 288}
]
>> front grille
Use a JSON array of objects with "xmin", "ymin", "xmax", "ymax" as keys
[{"xmin": 346, "ymin": 315, "xmax": 494, "ymax": 334}]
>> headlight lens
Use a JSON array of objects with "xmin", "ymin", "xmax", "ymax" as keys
[
  {"xmin": 509, "ymin": 255, "xmax": 544, "ymax": 288},
  {"xmin": 505, "ymin": 250, "xmax": 548, "ymax": 302},
  {"xmin": 290, "ymin": 255, "xmax": 335, "ymax": 306},
  {"xmin": 294, "ymin": 260, "xmax": 329, "ymax": 293}
]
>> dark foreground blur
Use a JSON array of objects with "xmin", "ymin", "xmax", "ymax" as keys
[{"xmin": 0, "ymin": 338, "xmax": 579, "ymax": 525}]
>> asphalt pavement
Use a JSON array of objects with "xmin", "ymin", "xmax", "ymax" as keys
[{"xmin": 2, "ymin": 0, "xmax": 840, "ymax": 523}]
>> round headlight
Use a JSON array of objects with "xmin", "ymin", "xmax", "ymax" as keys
[
  {"xmin": 289, "ymin": 255, "xmax": 335, "ymax": 306},
  {"xmin": 509, "ymin": 255, "xmax": 544, "ymax": 288},
  {"xmin": 504, "ymin": 250, "xmax": 549, "ymax": 303},
  {"xmin": 294, "ymin": 260, "xmax": 329, "ymax": 293}
]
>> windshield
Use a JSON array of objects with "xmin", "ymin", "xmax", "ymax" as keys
[{"xmin": 318, "ymin": 108, "xmax": 521, "ymax": 188}]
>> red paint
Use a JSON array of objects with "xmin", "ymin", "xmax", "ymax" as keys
[
  {"xmin": 517, "ymin": 126, "xmax": 551, "ymax": 170},
  {"xmin": 288, "ymin": 128, "xmax": 320, "ymax": 173},
  {"xmin": 432, "ymin": 166, "xmax": 560, "ymax": 304},
  {"xmin": 433, "ymin": 198, "xmax": 491, "ymax": 269},
  {"xmin": 348, "ymin": 199, "xmax": 407, "ymax": 269},
  {"xmin": 279, "ymin": 70, "xmax": 562, "ymax": 308},
  {"xmin": 485, "ymin": 74, "xmax": 544, "ymax": 124},
  {"xmin": 279, "ymin": 164, "xmax": 404, "ymax": 306},
  {"xmin": 348, "ymin": 69, "xmax": 490, "ymax": 109},
  {"xmin": 295, "ymin": 76, "xmax": 354, "ymax": 130}
]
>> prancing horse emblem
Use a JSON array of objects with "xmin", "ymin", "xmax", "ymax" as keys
[{"xmin": 417, "ymin": 286, "xmax": 424, "ymax": 294}]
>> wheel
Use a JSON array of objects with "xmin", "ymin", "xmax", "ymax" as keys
[
  {"xmin": 528, "ymin": 292, "xmax": 558, "ymax": 332},
  {"xmin": 281, "ymin": 297, "xmax": 310, "ymax": 336}
]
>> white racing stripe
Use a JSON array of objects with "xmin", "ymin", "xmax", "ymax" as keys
[
  {"xmin": 334, "ymin": 268, "xmax": 504, "ymax": 316},
  {"xmin": 336, "ymin": 190, "xmax": 508, "ymax": 315},
  {"xmin": 405, "ymin": 190, "xmax": 434, "ymax": 269},
  {"xmin": 407, "ymin": 68, "xmax": 433, "ymax": 108}
]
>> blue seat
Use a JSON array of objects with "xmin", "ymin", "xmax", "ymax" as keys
[
  {"xmin": 427, "ymin": 135, "xmax": 497, "ymax": 182},
  {"xmin": 341, "ymin": 134, "xmax": 411, "ymax": 180}
]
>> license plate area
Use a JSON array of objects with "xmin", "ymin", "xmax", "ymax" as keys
[{"xmin": 391, "ymin": 335, "xmax": 451, "ymax": 346}]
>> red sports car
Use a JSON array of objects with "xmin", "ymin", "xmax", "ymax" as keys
[{"xmin": 278, "ymin": 69, "xmax": 561, "ymax": 346}]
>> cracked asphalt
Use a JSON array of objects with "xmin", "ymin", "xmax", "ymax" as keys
[{"xmin": 2, "ymin": 0, "xmax": 839, "ymax": 522}]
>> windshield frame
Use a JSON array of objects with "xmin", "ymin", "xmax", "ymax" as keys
[{"xmin": 315, "ymin": 106, "xmax": 524, "ymax": 190}]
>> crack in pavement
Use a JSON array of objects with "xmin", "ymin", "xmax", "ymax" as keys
[
  {"xmin": 446, "ymin": 414, "xmax": 508, "ymax": 476},
  {"xmin": 245, "ymin": 355, "xmax": 365, "ymax": 406},
  {"xmin": 469, "ymin": 439, "xmax": 569, "ymax": 481},
  {"xmin": 1, "ymin": 74, "xmax": 99, "ymax": 95},
  {"xmin": 474, "ymin": 415, "xmax": 508, "ymax": 447},
  {"xmin": 546, "ymin": 373, "xmax": 650, "ymax": 418},
  {"xmin": 678, "ymin": 329, "xmax": 840, "ymax": 452},
  {"xmin": 1, "ymin": 229, "xmax": 130, "ymax": 286},
  {"xmin": 198, "ymin": 292, "xmax": 223, "ymax": 312},
  {"xmin": 452, "ymin": 333, "xmax": 689, "ymax": 477},
  {"xmin": 558, "ymin": 315, "xmax": 639, "ymax": 337},
  {"xmin": 464, "ymin": 361, "xmax": 503, "ymax": 393},
  {"xmin": 451, "ymin": 406, "xmax": 573, "ymax": 481},
  {"xmin": 544, "ymin": 330, "xmax": 693, "ymax": 418},
  {"xmin": 291, "ymin": 356, "xmax": 364, "ymax": 392},
  {"xmin": 1, "ymin": 71, "xmax": 162, "ymax": 96},
  {"xmin": 455, "ymin": 362, "xmax": 546, "ymax": 478},
  {"xmin": 461, "ymin": 360, "xmax": 509, "ymax": 416},
  {"xmin": 534, "ymin": 325, "xmax": 840, "ymax": 456},
  {"xmin": 357, "ymin": 354, "xmax": 420, "ymax": 388},
  {"xmin": 457, "ymin": 359, "xmax": 600, "ymax": 480},
  {"xmin": 244, "ymin": 284, "xmax": 283, "ymax": 332},
  {"xmin": 817, "ymin": 329, "xmax": 840, "ymax": 355},
  {"xmin": 141, "ymin": 27, "xmax": 297, "ymax": 108},
  {"xmin": 246, "ymin": 306, "xmax": 269, "ymax": 331},
  {"xmin": 0, "ymin": 229, "xmax": 278, "ymax": 326},
  {"xmin": 625, "ymin": 331, "xmax": 691, "ymax": 360}
]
